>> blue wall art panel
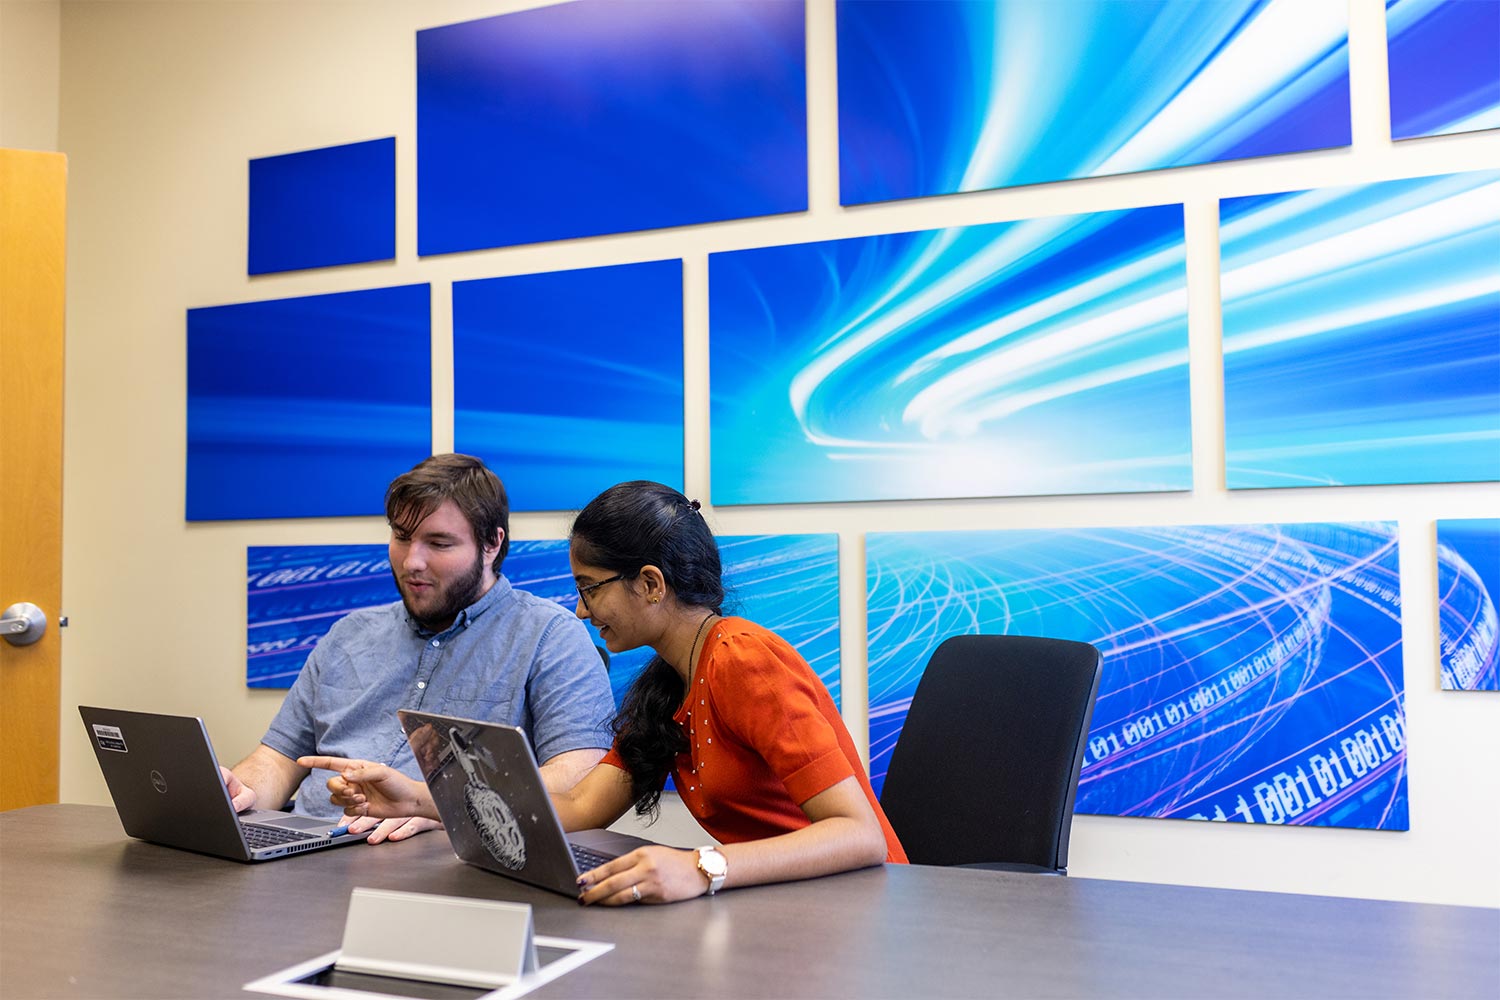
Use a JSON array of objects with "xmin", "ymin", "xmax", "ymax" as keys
[
  {"xmin": 709, "ymin": 205, "xmax": 1191, "ymax": 505},
  {"xmin": 1221, "ymin": 170, "xmax": 1500, "ymax": 489},
  {"xmin": 837, "ymin": 0, "xmax": 1351, "ymax": 205},
  {"xmin": 417, "ymin": 0, "xmax": 807, "ymax": 254},
  {"xmin": 1437, "ymin": 518, "xmax": 1500, "ymax": 691},
  {"xmin": 187, "ymin": 284, "xmax": 431, "ymax": 520},
  {"xmin": 247, "ymin": 545, "xmax": 397, "ymax": 688},
  {"xmin": 454, "ymin": 260, "xmax": 684, "ymax": 512},
  {"xmin": 248, "ymin": 137, "xmax": 396, "ymax": 274},
  {"xmin": 1387, "ymin": 0, "xmax": 1500, "ymax": 140},
  {"xmin": 866, "ymin": 523, "xmax": 1409, "ymax": 831},
  {"xmin": 249, "ymin": 535, "xmax": 841, "ymax": 709},
  {"xmin": 715, "ymin": 533, "xmax": 842, "ymax": 706}
]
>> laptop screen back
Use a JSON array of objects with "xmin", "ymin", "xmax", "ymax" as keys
[{"xmin": 398, "ymin": 711, "xmax": 585, "ymax": 895}]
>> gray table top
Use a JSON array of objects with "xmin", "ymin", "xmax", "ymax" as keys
[{"xmin": 2, "ymin": 804, "xmax": 1496, "ymax": 999}]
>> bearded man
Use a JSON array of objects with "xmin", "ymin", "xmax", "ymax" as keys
[{"xmin": 221, "ymin": 454, "xmax": 614, "ymax": 844}]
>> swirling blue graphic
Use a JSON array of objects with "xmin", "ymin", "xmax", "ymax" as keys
[
  {"xmin": 866, "ymin": 522, "xmax": 1408, "ymax": 830},
  {"xmin": 248, "ymin": 137, "xmax": 395, "ymax": 275},
  {"xmin": 1221, "ymin": 170, "xmax": 1500, "ymax": 489},
  {"xmin": 837, "ymin": 0, "xmax": 1351, "ymax": 205},
  {"xmin": 187, "ymin": 285, "xmax": 431, "ymax": 520},
  {"xmin": 1437, "ymin": 518, "xmax": 1500, "ymax": 691},
  {"xmin": 454, "ymin": 261, "xmax": 684, "ymax": 512},
  {"xmin": 1387, "ymin": 0, "xmax": 1500, "ymax": 140},
  {"xmin": 248, "ymin": 535, "xmax": 840, "ymax": 707},
  {"xmin": 709, "ymin": 205, "xmax": 1191, "ymax": 504},
  {"xmin": 417, "ymin": 0, "xmax": 807, "ymax": 254}
]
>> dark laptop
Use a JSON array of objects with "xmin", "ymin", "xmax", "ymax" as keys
[
  {"xmin": 79, "ymin": 706, "xmax": 364, "ymax": 862},
  {"xmin": 398, "ymin": 709, "xmax": 658, "ymax": 896}
]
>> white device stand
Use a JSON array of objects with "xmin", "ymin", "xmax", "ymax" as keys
[{"xmin": 244, "ymin": 887, "xmax": 613, "ymax": 1000}]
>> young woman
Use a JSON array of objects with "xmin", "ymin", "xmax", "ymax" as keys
[{"xmin": 302, "ymin": 481, "xmax": 906, "ymax": 904}]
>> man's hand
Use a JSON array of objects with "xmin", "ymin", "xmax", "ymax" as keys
[
  {"xmin": 219, "ymin": 765, "xmax": 257, "ymax": 813},
  {"xmin": 225, "ymin": 745, "xmax": 305, "ymax": 815},
  {"xmin": 345, "ymin": 815, "xmax": 444, "ymax": 844}
]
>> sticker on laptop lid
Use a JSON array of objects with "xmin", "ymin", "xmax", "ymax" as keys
[{"xmin": 91, "ymin": 724, "xmax": 127, "ymax": 752}]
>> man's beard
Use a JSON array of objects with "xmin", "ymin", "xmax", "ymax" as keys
[{"xmin": 394, "ymin": 551, "xmax": 487, "ymax": 633}]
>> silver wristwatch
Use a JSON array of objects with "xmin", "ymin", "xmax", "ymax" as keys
[{"xmin": 696, "ymin": 845, "xmax": 727, "ymax": 895}]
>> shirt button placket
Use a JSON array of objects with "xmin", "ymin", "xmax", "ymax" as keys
[{"xmin": 416, "ymin": 636, "xmax": 442, "ymax": 705}]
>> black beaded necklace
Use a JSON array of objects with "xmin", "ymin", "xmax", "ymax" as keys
[{"xmin": 685, "ymin": 610, "xmax": 718, "ymax": 684}]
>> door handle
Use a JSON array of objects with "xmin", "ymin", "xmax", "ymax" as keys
[{"xmin": 1, "ymin": 603, "xmax": 47, "ymax": 646}]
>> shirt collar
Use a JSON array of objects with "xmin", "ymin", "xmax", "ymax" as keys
[{"xmin": 405, "ymin": 574, "xmax": 512, "ymax": 639}]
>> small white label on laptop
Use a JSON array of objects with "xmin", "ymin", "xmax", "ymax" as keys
[{"xmin": 91, "ymin": 724, "xmax": 127, "ymax": 752}]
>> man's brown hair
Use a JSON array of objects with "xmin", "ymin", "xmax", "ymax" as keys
[{"xmin": 384, "ymin": 454, "xmax": 510, "ymax": 573}]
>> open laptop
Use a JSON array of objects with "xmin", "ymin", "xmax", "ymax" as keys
[
  {"xmin": 398, "ymin": 709, "xmax": 658, "ymax": 896},
  {"xmin": 79, "ymin": 706, "xmax": 364, "ymax": 862}
]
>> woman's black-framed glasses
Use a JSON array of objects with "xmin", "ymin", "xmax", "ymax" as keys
[{"xmin": 576, "ymin": 574, "xmax": 626, "ymax": 611}]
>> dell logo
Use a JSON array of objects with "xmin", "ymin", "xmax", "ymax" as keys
[{"xmin": 150, "ymin": 770, "xmax": 168, "ymax": 794}]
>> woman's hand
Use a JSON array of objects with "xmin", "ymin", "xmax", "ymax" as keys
[
  {"xmin": 295, "ymin": 755, "xmax": 440, "ymax": 822},
  {"xmin": 575, "ymin": 846, "xmax": 709, "ymax": 906}
]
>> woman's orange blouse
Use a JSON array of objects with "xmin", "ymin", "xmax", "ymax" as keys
[{"xmin": 602, "ymin": 616, "xmax": 907, "ymax": 863}]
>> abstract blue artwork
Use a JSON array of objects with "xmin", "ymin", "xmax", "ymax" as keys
[
  {"xmin": 1387, "ymin": 0, "xmax": 1500, "ymax": 140},
  {"xmin": 1437, "ymin": 518, "xmax": 1500, "ymax": 691},
  {"xmin": 1221, "ymin": 170, "xmax": 1500, "ymax": 489},
  {"xmin": 416, "ymin": 0, "xmax": 807, "ymax": 254},
  {"xmin": 837, "ymin": 0, "xmax": 1351, "ymax": 205},
  {"xmin": 709, "ymin": 205, "xmax": 1191, "ymax": 505},
  {"xmin": 248, "ymin": 535, "xmax": 841, "ymax": 709},
  {"xmin": 248, "ymin": 545, "xmax": 398, "ymax": 688},
  {"xmin": 248, "ymin": 138, "xmax": 396, "ymax": 274},
  {"xmin": 187, "ymin": 284, "xmax": 431, "ymax": 520},
  {"xmin": 454, "ymin": 260, "xmax": 684, "ymax": 512},
  {"xmin": 866, "ymin": 522, "xmax": 1409, "ymax": 831}
]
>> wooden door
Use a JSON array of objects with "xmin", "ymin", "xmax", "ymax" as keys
[{"xmin": 0, "ymin": 148, "xmax": 66, "ymax": 809}]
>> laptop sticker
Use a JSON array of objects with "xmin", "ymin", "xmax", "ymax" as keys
[
  {"xmin": 92, "ymin": 724, "xmax": 128, "ymax": 752},
  {"xmin": 451, "ymin": 727, "xmax": 526, "ymax": 870}
]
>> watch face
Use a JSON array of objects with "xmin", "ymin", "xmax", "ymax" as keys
[{"xmin": 700, "ymin": 848, "xmax": 727, "ymax": 876}]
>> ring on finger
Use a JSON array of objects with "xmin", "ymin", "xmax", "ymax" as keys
[{"xmin": 631, "ymin": 884, "xmax": 641, "ymax": 903}]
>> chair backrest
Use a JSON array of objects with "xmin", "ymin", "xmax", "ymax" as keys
[{"xmin": 879, "ymin": 634, "xmax": 1102, "ymax": 872}]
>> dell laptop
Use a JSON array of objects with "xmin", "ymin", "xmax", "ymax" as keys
[
  {"xmin": 398, "ymin": 709, "xmax": 658, "ymax": 896},
  {"xmin": 79, "ymin": 706, "xmax": 364, "ymax": 862}
]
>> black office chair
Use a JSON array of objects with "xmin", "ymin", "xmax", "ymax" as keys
[{"xmin": 879, "ymin": 634, "xmax": 1102, "ymax": 875}]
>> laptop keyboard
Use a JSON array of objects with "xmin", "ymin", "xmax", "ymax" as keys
[
  {"xmin": 569, "ymin": 843, "xmax": 616, "ymax": 871},
  {"xmin": 242, "ymin": 823, "xmax": 323, "ymax": 850}
]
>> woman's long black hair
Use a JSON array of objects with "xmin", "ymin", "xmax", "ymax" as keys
[{"xmin": 571, "ymin": 481, "xmax": 724, "ymax": 818}]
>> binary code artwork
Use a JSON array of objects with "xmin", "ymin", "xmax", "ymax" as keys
[
  {"xmin": 249, "ymin": 534, "xmax": 840, "ymax": 706},
  {"xmin": 866, "ymin": 522, "xmax": 1408, "ymax": 830},
  {"xmin": 1437, "ymin": 518, "xmax": 1500, "ymax": 691}
]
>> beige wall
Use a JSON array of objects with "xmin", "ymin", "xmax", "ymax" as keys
[
  {"xmin": 54, "ymin": 0, "xmax": 1500, "ymax": 906},
  {"xmin": 1, "ymin": 0, "xmax": 61, "ymax": 151}
]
